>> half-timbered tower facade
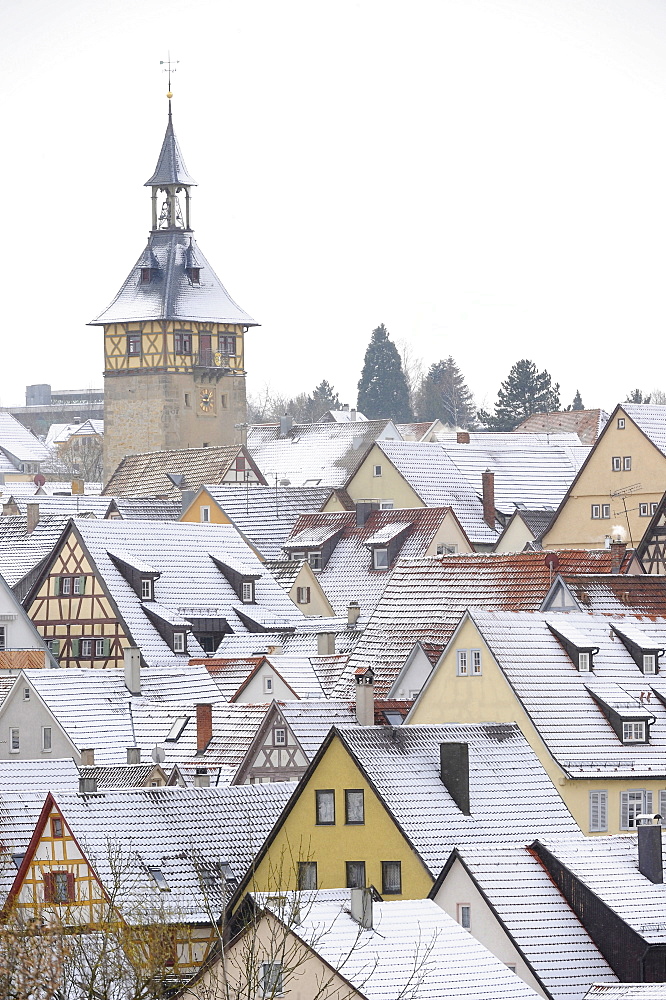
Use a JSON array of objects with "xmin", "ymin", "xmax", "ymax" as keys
[{"xmin": 91, "ymin": 100, "xmax": 258, "ymax": 483}]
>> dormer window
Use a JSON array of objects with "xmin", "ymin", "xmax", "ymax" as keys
[
  {"xmin": 141, "ymin": 578, "xmax": 154, "ymax": 601},
  {"xmin": 578, "ymin": 652, "xmax": 591, "ymax": 672},
  {"xmin": 373, "ymin": 548, "xmax": 389, "ymax": 570},
  {"xmin": 242, "ymin": 581, "xmax": 255, "ymax": 603},
  {"xmin": 173, "ymin": 632, "xmax": 186, "ymax": 653},
  {"xmin": 610, "ymin": 622, "xmax": 665, "ymax": 675},
  {"xmin": 140, "ymin": 267, "xmax": 152, "ymax": 284},
  {"xmin": 308, "ymin": 551, "xmax": 322, "ymax": 571},
  {"xmin": 623, "ymin": 721, "xmax": 646, "ymax": 742},
  {"xmin": 186, "ymin": 266, "xmax": 200, "ymax": 284},
  {"xmin": 644, "ymin": 654, "xmax": 657, "ymax": 675},
  {"xmin": 547, "ymin": 621, "xmax": 599, "ymax": 672}
]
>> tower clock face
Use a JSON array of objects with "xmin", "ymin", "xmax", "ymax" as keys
[{"xmin": 199, "ymin": 388, "xmax": 215, "ymax": 412}]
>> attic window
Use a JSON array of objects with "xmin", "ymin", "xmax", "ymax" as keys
[
  {"xmin": 187, "ymin": 267, "xmax": 201, "ymax": 284},
  {"xmin": 623, "ymin": 721, "xmax": 646, "ymax": 742},
  {"xmin": 141, "ymin": 578, "xmax": 154, "ymax": 601},
  {"xmin": 173, "ymin": 632, "xmax": 186, "ymax": 653},
  {"xmin": 308, "ymin": 551, "xmax": 322, "ymax": 571},
  {"xmin": 579, "ymin": 652, "xmax": 591, "ymax": 672},
  {"xmin": 373, "ymin": 548, "xmax": 389, "ymax": 570},
  {"xmin": 140, "ymin": 267, "xmax": 152, "ymax": 284},
  {"xmin": 610, "ymin": 623, "xmax": 665, "ymax": 675},
  {"xmin": 618, "ymin": 417, "xmax": 626, "ymax": 429},
  {"xmin": 547, "ymin": 621, "xmax": 599, "ymax": 673},
  {"xmin": 165, "ymin": 716, "xmax": 189, "ymax": 742},
  {"xmin": 242, "ymin": 581, "xmax": 255, "ymax": 603},
  {"xmin": 147, "ymin": 867, "xmax": 170, "ymax": 892},
  {"xmin": 644, "ymin": 654, "xmax": 657, "ymax": 675}
]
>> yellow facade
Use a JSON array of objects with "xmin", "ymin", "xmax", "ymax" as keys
[
  {"xmin": 408, "ymin": 616, "xmax": 666, "ymax": 835},
  {"xmin": 324, "ymin": 444, "xmax": 424, "ymax": 512},
  {"xmin": 27, "ymin": 528, "xmax": 131, "ymax": 668},
  {"xmin": 242, "ymin": 735, "xmax": 433, "ymax": 902},
  {"xmin": 104, "ymin": 320, "xmax": 245, "ymax": 374},
  {"xmin": 543, "ymin": 406, "xmax": 666, "ymax": 550},
  {"xmin": 180, "ymin": 488, "xmax": 234, "ymax": 526}
]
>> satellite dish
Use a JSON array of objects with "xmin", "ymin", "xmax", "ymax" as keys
[
  {"xmin": 152, "ymin": 744, "xmax": 166, "ymax": 763},
  {"xmin": 544, "ymin": 553, "xmax": 559, "ymax": 572},
  {"xmin": 33, "ymin": 474, "xmax": 46, "ymax": 488}
]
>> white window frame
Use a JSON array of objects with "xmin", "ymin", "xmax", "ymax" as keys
[
  {"xmin": 308, "ymin": 551, "xmax": 322, "ymax": 571},
  {"xmin": 22, "ymin": 686, "xmax": 30, "ymax": 701},
  {"xmin": 601, "ymin": 504, "xmax": 610, "ymax": 519},
  {"xmin": 296, "ymin": 586, "xmax": 310, "ymax": 605},
  {"xmin": 471, "ymin": 649, "xmax": 482, "ymax": 675},
  {"xmin": 274, "ymin": 728, "xmax": 286, "ymax": 746},
  {"xmin": 591, "ymin": 504, "xmax": 601, "ymax": 519},
  {"xmin": 242, "ymin": 581, "xmax": 254, "ymax": 603},
  {"xmin": 589, "ymin": 790, "xmax": 607, "ymax": 832},
  {"xmin": 651, "ymin": 502, "xmax": 659, "ymax": 515},
  {"xmin": 623, "ymin": 456, "xmax": 632, "ymax": 471},
  {"xmin": 9, "ymin": 728, "xmax": 19, "ymax": 753},
  {"xmin": 612, "ymin": 456, "xmax": 621, "ymax": 472},
  {"xmin": 621, "ymin": 789, "xmax": 652, "ymax": 829},
  {"xmin": 640, "ymin": 503, "xmax": 650, "ymax": 517},
  {"xmin": 95, "ymin": 639, "xmax": 105, "ymax": 657},
  {"xmin": 373, "ymin": 464, "xmax": 382, "ymax": 477},
  {"xmin": 200, "ymin": 506, "xmax": 211, "ymax": 523},
  {"xmin": 73, "ymin": 576, "xmax": 82, "ymax": 595},
  {"xmin": 617, "ymin": 417, "xmax": 626, "ymax": 429},
  {"xmin": 81, "ymin": 639, "xmax": 93, "ymax": 657},
  {"xmin": 379, "ymin": 499, "xmax": 394, "ymax": 510},
  {"xmin": 42, "ymin": 727, "xmax": 52, "ymax": 753},
  {"xmin": 623, "ymin": 721, "xmax": 646, "ymax": 742},
  {"xmin": 437, "ymin": 543, "xmax": 458, "ymax": 555},
  {"xmin": 263, "ymin": 675, "xmax": 274, "ymax": 695},
  {"xmin": 141, "ymin": 578, "xmax": 153, "ymax": 600},
  {"xmin": 457, "ymin": 903, "xmax": 471, "ymax": 930},
  {"xmin": 61, "ymin": 577, "xmax": 71, "ymax": 595},
  {"xmin": 643, "ymin": 654, "xmax": 657, "ymax": 675},
  {"xmin": 261, "ymin": 962, "xmax": 283, "ymax": 997},
  {"xmin": 578, "ymin": 651, "xmax": 591, "ymax": 672},
  {"xmin": 373, "ymin": 548, "xmax": 389, "ymax": 570},
  {"xmin": 457, "ymin": 650, "xmax": 469, "ymax": 676},
  {"xmin": 173, "ymin": 632, "xmax": 185, "ymax": 653}
]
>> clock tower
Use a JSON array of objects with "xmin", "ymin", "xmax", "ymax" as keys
[{"xmin": 91, "ymin": 99, "xmax": 258, "ymax": 483}]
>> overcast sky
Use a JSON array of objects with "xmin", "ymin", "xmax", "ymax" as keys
[{"xmin": 1, "ymin": 0, "xmax": 665, "ymax": 413}]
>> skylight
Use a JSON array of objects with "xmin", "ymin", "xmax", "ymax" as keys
[{"xmin": 165, "ymin": 717, "xmax": 189, "ymax": 742}]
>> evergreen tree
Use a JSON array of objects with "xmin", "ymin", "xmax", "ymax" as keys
[
  {"xmin": 571, "ymin": 389, "xmax": 584, "ymax": 411},
  {"xmin": 357, "ymin": 324, "xmax": 412, "ymax": 421},
  {"xmin": 625, "ymin": 388, "xmax": 651, "ymax": 404},
  {"xmin": 478, "ymin": 359, "xmax": 560, "ymax": 431},
  {"xmin": 414, "ymin": 357, "xmax": 475, "ymax": 427},
  {"xmin": 309, "ymin": 379, "xmax": 339, "ymax": 414}
]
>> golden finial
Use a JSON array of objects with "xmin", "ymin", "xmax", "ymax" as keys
[{"xmin": 160, "ymin": 53, "xmax": 178, "ymax": 100}]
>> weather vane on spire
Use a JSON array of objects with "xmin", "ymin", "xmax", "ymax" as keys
[{"xmin": 160, "ymin": 53, "xmax": 178, "ymax": 99}]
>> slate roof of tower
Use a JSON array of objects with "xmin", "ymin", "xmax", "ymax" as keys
[
  {"xmin": 103, "ymin": 445, "xmax": 262, "ymax": 497},
  {"xmin": 91, "ymin": 230, "xmax": 257, "ymax": 326},
  {"xmin": 256, "ymin": 891, "xmax": 544, "ymax": 999},
  {"xmin": 44, "ymin": 519, "xmax": 304, "ymax": 663},
  {"xmin": 246, "ymin": 419, "xmax": 402, "ymax": 488},
  {"xmin": 348, "ymin": 549, "xmax": 633, "ymax": 695},
  {"xmin": 144, "ymin": 107, "xmax": 197, "ymax": 187},
  {"xmin": 201, "ymin": 484, "xmax": 331, "ymax": 560},
  {"xmin": 535, "ymin": 833, "xmax": 666, "ymax": 944},
  {"xmin": 283, "ymin": 507, "xmax": 464, "ymax": 616},
  {"xmin": 428, "ymin": 608, "xmax": 666, "ymax": 777},
  {"xmin": 439, "ymin": 844, "xmax": 616, "ymax": 999}
]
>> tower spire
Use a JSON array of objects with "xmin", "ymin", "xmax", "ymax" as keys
[{"xmin": 147, "ymin": 57, "xmax": 196, "ymax": 230}]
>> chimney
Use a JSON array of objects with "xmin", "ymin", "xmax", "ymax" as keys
[
  {"xmin": 126, "ymin": 747, "xmax": 141, "ymax": 765},
  {"xmin": 194, "ymin": 767, "xmax": 210, "ymax": 787},
  {"xmin": 350, "ymin": 408, "xmax": 357, "ymax": 422},
  {"xmin": 317, "ymin": 632, "xmax": 336, "ymax": 656},
  {"xmin": 124, "ymin": 647, "xmax": 141, "ymax": 696},
  {"xmin": 355, "ymin": 500, "xmax": 379, "ymax": 527},
  {"xmin": 638, "ymin": 817, "xmax": 663, "ymax": 884},
  {"xmin": 279, "ymin": 414, "xmax": 293, "ymax": 437},
  {"xmin": 196, "ymin": 703, "xmax": 213, "ymax": 752},
  {"xmin": 350, "ymin": 887, "xmax": 373, "ymax": 929},
  {"xmin": 79, "ymin": 748, "xmax": 95, "ymax": 766},
  {"xmin": 355, "ymin": 666, "xmax": 375, "ymax": 726},
  {"xmin": 181, "ymin": 490, "xmax": 196, "ymax": 515},
  {"xmin": 457, "ymin": 431, "xmax": 470, "ymax": 444},
  {"xmin": 481, "ymin": 470, "xmax": 495, "ymax": 530},
  {"xmin": 611, "ymin": 540, "xmax": 627, "ymax": 574},
  {"xmin": 266, "ymin": 643, "xmax": 284, "ymax": 655},
  {"xmin": 440, "ymin": 742, "xmax": 470, "ymax": 815},
  {"xmin": 347, "ymin": 601, "xmax": 361, "ymax": 627},
  {"xmin": 26, "ymin": 503, "xmax": 39, "ymax": 535},
  {"xmin": 79, "ymin": 775, "xmax": 98, "ymax": 794},
  {"xmin": 71, "ymin": 478, "xmax": 84, "ymax": 495}
]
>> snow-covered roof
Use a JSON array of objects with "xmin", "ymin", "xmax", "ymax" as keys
[
  {"xmin": 0, "ymin": 412, "xmax": 52, "ymax": 464},
  {"xmin": 0, "ymin": 757, "xmax": 80, "ymax": 792},
  {"xmin": 103, "ymin": 445, "xmax": 260, "ymax": 498},
  {"xmin": 623, "ymin": 403, "xmax": 666, "ymax": 456},
  {"xmin": 256, "ymin": 891, "xmax": 543, "ymax": 999}
]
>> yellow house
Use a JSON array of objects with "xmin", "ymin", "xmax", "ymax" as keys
[
  {"xmin": 408, "ymin": 607, "xmax": 666, "ymax": 835},
  {"xmin": 543, "ymin": 403, "xmax": 666, "ymax": 550},
  {"xmin": 230, "ymin": 715, "xmax": 579, "ymax": 909}
]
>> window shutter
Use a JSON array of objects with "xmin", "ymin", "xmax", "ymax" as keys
[
  {"xmin": 66, "ymin": 872, "xmax": 75, "ymax": 902},
  {"xmin": 101, "ymin": 638, "xmax": 110, "ymax": 657},
  {"xmin": 590, "ymin": 791, "xmax": 608, "ymax": 832},
  {"xmin": 621, "ymin": 792, "xmax": 629, "ymax": 830},
  {"xmin": 77, "ymin": 576, "xmax": 86, "ymax": 594},
  {"xmin": 70, "ymin": 638, "xmax": 79, "ymax": 657},
  {"xmin": 50, "ymin": 640, "xmax": 60, "ymax": 657},
  {"xmin": 645, "ymin": 791, "xmax": 654, "ymax": 814},
  {"xmin": 43, "ymin": 872, "xmax": 55, "ymax": 903},
  {"xmin": 599, "ymin": 791, "xmax": 607, "ymax": 831},
  {"xmin": 53, "ymin": 577, "xmax": 60, "ymax": 596},
  {"xmin": 659, "ymin": 790, "xmax": 666, "ymax": 819}
]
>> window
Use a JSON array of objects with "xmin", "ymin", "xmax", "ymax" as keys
[
  {"xmin": 308, "ymin": 551, "xmax": 322, "ymax": 571},
  {"xmin": 188, "ymin": 267, "xmax": 200, "ymax": 284},
  {"xmin": 263, "ymin": 676, "xmax": 274, "ymax": 695},
  {"xmin": 44, "ymin": 871, "xmax": 75, "ymax": 904},
  {"xmin": 166, "ymin": 717, "xmax": 189, "ymax": 741},
  {"xmin": 601, "ymin": 504, "xmax": 610, "ymax": 519},
  {"xmin": 643, "ymin": 654, "xmax": 656, "ymax": 675},
  {"xmin": 315, "ymin": 789, "xmax": 335, "ymax": 825},
  {"xmin": 141, "ymin": 578, "xmax": 153, "ymax": 600},
  {"xmin": 471, "ymin": 650, "xmax": 482, "ymax": 675},
  {"xmin": 652, "ymin": 502, "xmax": 659, "ymax": 515},
  {"xmin": 380, "ymin": 500, "xmax": 394, "ymax": 510},
  {"xmin": 618, "ymin": 417, "xmax": 626, "ymax": 429},
  {"xmin": 578, "ymin": 652, "xmax": 591, "ymax": 672},
  {"xmin": 219, "ymin": 335, "xmax": 236, "ymax": 355},
  {"xmin": 623, "ymin": 721, "xmax": 646, "ymax": 742},
  {"xmin": 22, "ymin": 687, "xmax": 30, "ymax": 702},
  {"xmin": 298, "ymin": 861, "xmax": 317, "ymax": 890},
  {"xmin": 274, "ymin": 728, "xmax": 286, "ymax": 746},
  {"xmin": 220, "ymin": 393, "xmax": 228, "ymax": 409},
  {"xmin": 9, "ymin": 728, "xmax": 19, "ymax": 753},
  {"xmin": 147, "ymin": 867, "xmax": 170, "ymax": 891},
  {"xmin": 127, "ymin": 334, "xmax": 141, "ymax": 356},
  {"xmin": 173, "ymin": 632, "xmax": 186, "ymax": 653},
  {"xmin": 346, "ymin": 861, "xmax": 366, "ymax": 888},
  {"xmin": 42, "ymin": 727, "xmax": 52, "ymax": 752},
  {"xmin": 457, "ymin": 650, "xmax": 469, "ymax": 676},
  {"xmin": 261, "ymin": 962, "xmax": 283, "ymax": 997},
  {"xmin": 235, "ymin": 456, "xmax": 246, "ymax": 472},
  {"xmin": 184, "ymin": 392, "xmax": 191, "ymax": 408},
  {"xmin": 61, "ymin": 577, "xmax": 71, "ymax": 595},
  {"xmin": 589, "ymin": 790, "xmax": 608, "ymax": 832},
  {"xmin": 612, "ymin": 457, "xmax": 622, "ymax": 472},
  {"xmin": 457, "ymin": 903, "xmax": 471, "ymax": 929},
  {"xmin": 624, "ymin": 456, "xmax": 632, "ymax": 471},
  {"xmin": 51, "ymin": 817, "xmax": 63, "ymax": 838},
  {"xmin": 382, "ymin": 861, "xmax": 402, "ymax": 895},
  {"xmin": 174, "ymin": 331, "xmax": 192, "ymax": 354},
  {"xmin": 345, "ymin": 789, "xmax": 365, "ymax": 825},
  {"xmin": 140, "ymin": 267, "xmax": 152, "ymax": 284},
  {"xmin": 73, "ymin": 577, "xmax": 82, "ymax": 595},
  {"xmin": 373, "ymin": 464, "xmax": 382, "ymax": 477},
  {"xmin": 296, "ymin": 586, "xmax": 311, "ymax": 605},
  {"xmin": 200, "ymin": 506, "xmax": 211, "ymax": 523},
  {"xmin": 242, "ymin": 581, "xmax": 254, "ymax": 603},
  {"xmin": 437, "ymin": 543, "xmax": 458, "ymax": 555},
  {"xmin": 640, "ymin": 503, "xmax": 650, "ymax": 517},
  {"xmin": 373, "ymin": 548, "xmax": 389, "ymax": 570},
  {"xmin": 621, "ymin": 789, "xmax": 652, "ymax": 829},
  {"xmin": 0, "ymin": 626, "xmax": 5, "ymax": 651},
  {"xmin": 81, "ymin": 639, "xmax": 92, "ymax": 657},
  {"xmin": 591, "ymin": 505, "xmax": 601, "ymax": 519},
  {"xmin": 95, "ymin": 639, "xmax": 105, "ymax": 657}
]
